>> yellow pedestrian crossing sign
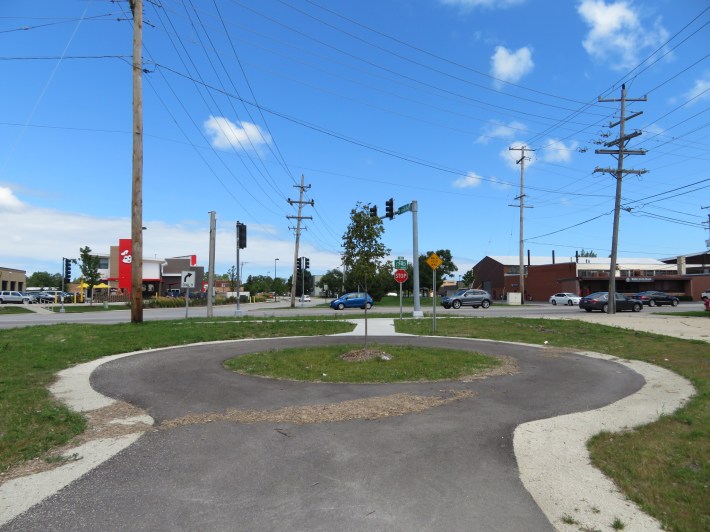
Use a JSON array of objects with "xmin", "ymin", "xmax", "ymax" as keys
[{"xmin": 426, "ymin": 252, "xmax": 442, "ymax": 270}]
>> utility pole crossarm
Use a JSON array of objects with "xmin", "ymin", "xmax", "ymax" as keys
[{"xmin": 594, "ymin": 167, "xmax": 648, "ymax": 175}]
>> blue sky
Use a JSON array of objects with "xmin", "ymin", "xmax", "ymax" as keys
[{"xmin": 2, "ymin": 0, "xmax": 709, "ymax": 280}]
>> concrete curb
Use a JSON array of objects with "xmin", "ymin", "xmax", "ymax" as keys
[{"xmin": 514, "ymin": 352, "xmax": 695, "ymax": 531}]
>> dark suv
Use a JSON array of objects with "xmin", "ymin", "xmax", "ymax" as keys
[{"xmin": 441, "ymin": 289, "xmax": 492, "ymax": 309}]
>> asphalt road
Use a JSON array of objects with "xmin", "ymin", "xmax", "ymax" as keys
[
  {"xmin": 0, "ymin": 298, "xmax": 705, "ymax": 329},
  {"xmin": 3, "ymin": 336, "xmax": 645, "ymax": 531}
]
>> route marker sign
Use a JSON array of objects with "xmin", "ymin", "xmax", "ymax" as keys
[{"xmin": 394, "ymin": 257, "xmax": 408, "ymax": 269}]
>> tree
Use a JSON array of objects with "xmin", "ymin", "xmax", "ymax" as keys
[
  {"xmin": 288, "ymin": 270, "xmax": 313, "ymax": 296},
  {"xmin": 578, "ymin": 249, "xmax": 597, "ymax": 257},
  {"xmin": 27, "ymin": 271, "xmax": 62, "ymax": 289},
  {"xmin": 341, "ymin": 203, "xmax": 390, "ymax": 301},
  {"xmin": 244, "ymin": 274, "xmax": 272, "ymax": 295},
  {"xmin": 317, "ymin": 269, "xmax": 344, "ymax": 298},
  {"xmin": 226, "ymin": 265, "xmax": 238, "ymax": 292},
  {"xmin": 79, "ymin": 246, "xmax": 101, "ymax": 304},
  {"xmin": 272, "ymin": 276, "xmax": 289, "ymax": 296},
  {"xmin": 461, "ymin": 268, "xmax": 477, "ymax": 288}
]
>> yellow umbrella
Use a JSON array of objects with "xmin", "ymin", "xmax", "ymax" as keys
[{"xmin": 79, "ymin": 282, "xmax": 110, "ymax": 289}]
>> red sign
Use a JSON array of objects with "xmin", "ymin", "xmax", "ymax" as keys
[
  {"xmin": 118, "ymin": 238, "xmax": 132, "ymax": 290},
  {"xmin": 394, "ymin": 269, "xmax": 408, "ymax": 283}
]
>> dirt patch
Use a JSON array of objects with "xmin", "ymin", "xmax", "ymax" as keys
[
  {"xmin": 339, "ymin": 347, "xmax": 393, "ymax": 361},
  {"xmin": 159, "ymin": 390, "xmax": 475, "ymax": 430}
]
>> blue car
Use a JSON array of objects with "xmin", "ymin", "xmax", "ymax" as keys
[{"xmin": 330, "ymin": 292, "xmax": 373, "ymax": 310}]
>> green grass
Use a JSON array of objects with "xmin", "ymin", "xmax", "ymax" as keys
[
  {"xmin": 658, "ymin": 310, "xmax": 710, "ymax": 318},
  {"xmin": 396, "ymin": 317, "xmax": 709, "ymax": 532},
  {"xmin": 0, "ymin": 318, "xmax": 352, "ymax": 472},
  {"xmin": 0, "ymin": 305, "xmax": 34, "ymax": 315},
  {"xmin": 2, "ymin": 314, "xmax": 708, "ymax": 530},
  {"xmin": 225, "ymin": 344, "xmax": 500, "ymax": 382}
]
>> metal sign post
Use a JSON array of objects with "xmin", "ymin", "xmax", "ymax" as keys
[
  {"xmin": 393, "ymin": 268, "xmax": 408, "ymax": 321},
  {"xmin": 181, "ymin": 270, "xmax": 195, "ymax": 319},
  {"xmin": 426, "ymin": 253, "xmax": 442, "ymax": 333}
]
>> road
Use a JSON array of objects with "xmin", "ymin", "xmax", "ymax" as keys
[
  {"xmin": 2, "ymin": 335, "xmax": 647, "ymax": 531},
  {"xmin": 0, "ymin": 299, "xmax": 706, "ymax": 329}
]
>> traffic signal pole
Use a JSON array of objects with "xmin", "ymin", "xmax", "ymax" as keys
[{"xmin": 411, "ymin": 200, "xmax": 422, "ymax": 317}]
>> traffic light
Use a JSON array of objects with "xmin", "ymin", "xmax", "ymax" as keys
[
  {"xmin": 296, "ymin": 257, "xmax": 302, "ymax": 276},
  {"xmin": 385, "ymin": 198, "xmax": 394, "ymax": 220},
  {"xmin": 237, "ymin": 223, "xmax": 247, "ymax": 249},
  {"xmin": 369, "ymin": 205, "xmax": 378, "ymax": 218},
  {"xmin": 63, "ymin": 258, "xmax": 72, "ymax": 284},
  {"xmin": 304, "ymin": 257, "xmax": 310, "ymax": 270}
]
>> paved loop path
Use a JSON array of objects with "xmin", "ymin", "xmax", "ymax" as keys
[{"xmin": 0, "ymin": 319, "xmax": 694, "ymax": 531}]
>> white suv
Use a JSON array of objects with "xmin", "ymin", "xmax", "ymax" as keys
[{"xmin": 0, "ymin": 291, "xmax": 34, "ymax": 304}]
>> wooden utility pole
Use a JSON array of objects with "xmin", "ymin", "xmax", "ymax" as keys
[
  {"xmin": 129, "ymin": 0, "xmax": 143, "ymax": 323},
  {"xmin": 595, "ymin": 84, "xmax": 647, "ymax": 314},
  {"xmin": 206, "ymin": 211, "xmax": 216, "ymax": 318},
  {"xmin": 509, "ymin": 145, "xmax": 534, "ymax": 304},
  {"xmin": 287, "ymin": 175, "xmax": 313, "ymax": 308}
]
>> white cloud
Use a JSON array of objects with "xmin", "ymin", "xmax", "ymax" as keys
[
  {"xmin": 490, "ymin": 46, "xmax": 534, "ymax": 88},
  {"xmin": 476, "ymin": 120, "xmax": 527, "ymax": 144},
  {"xmin": 577, "ymin": 0, "xmax": 669, "ymax": 71},
  {"xmin": 683, "ymin": 75, "xmax": 710, "ymax": 105},
  {"xmin": 0, "ymin": 198, "xmax": 341, "ymax": 278},
  {"xmin": 0, "ymin": 186, "xmax": 24, "ymax": 211},
  {"xmin": 439, "ymin": 0, "xmax": 525, "ymax": 9},
  {"xmin": 539, "ymin": 139, "xmax": 579, "ymax": 163},
  {"xmin": 453, "ymin": 172, "xmax": 483, "ymax": 188},
  {"xmin": 204, "ymin": 116, "xmax": 272, "ymax": 152}
]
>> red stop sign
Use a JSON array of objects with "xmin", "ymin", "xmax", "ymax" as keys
[{"xmin": 394, "ymin": 269, "xmax": 408, "ymax": 283}]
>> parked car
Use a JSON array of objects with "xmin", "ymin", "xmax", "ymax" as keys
[
  {"xmin": 701, "ymin": 289, "xmax": 710, "ymax": 301},
  {"xmin": 441, "ymin": 289, "xmax": 492, "ymax": 309},
  {"xmin": 549, "ymin": 292, "xmax": 581, "ymax": 306},
  {"xmin": 330, "ymin": 292, "xmax": 373, "ymax": 310},
  {"xmin": 299, "ymin": 295, "xmax": 311, "ymax": 302},
  {"xmin": 0, "ymin": 291, "xmax": 34, "ymax": 304},
  {"xmin": 32, "ymin": 292, "xmax": 57, "ymax": 304},
  {"xmin": 579, "ymin": 292, "xmax": 643, "ymax": 313},
  {"xmin": 21, "ymin": 292, "xmax": 38, "ymax": 304},
  {"xmin": 634, "ymin": 290, "xmax": 679, "ymax": 307}
]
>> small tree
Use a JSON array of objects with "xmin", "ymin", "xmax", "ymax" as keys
[
  {"xmin": 578, "ymin": 249, "xmax": 597, "ymax": 257},
  {"xmin": 226, "ymin": 265, "xmax": 238, "ymax": 292},
  {"xmin": 342, "ymin": 202, "xmax": 391, "ymax": 346},
  {"xmin": 79, "ymin": 246, "xmax": 101, "ymax": 304},
  {"xmin": 341, "ymin": 203, "xmax": 390, "ymax": 297}
]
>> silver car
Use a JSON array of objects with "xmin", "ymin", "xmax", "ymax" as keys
[
  {"xmin": 441, "ymin": 289, "xmax": 493, "ymax": 309},
  {"xmin": 549, "ymin": 292, "xmax": 581, "ymax": 306},
  {"xmin": 0, "ymin": 291, "xmax": 34, "ymax": 304}
]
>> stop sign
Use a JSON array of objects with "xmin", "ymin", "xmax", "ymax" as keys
[{"xmin": 394, "ymin": 269, "xmax": 408, "ymax": 283}]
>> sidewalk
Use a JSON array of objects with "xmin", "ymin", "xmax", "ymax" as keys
[{"xmin": 335, "ymin": 318, "xmax": 402, "ymax": 336}]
